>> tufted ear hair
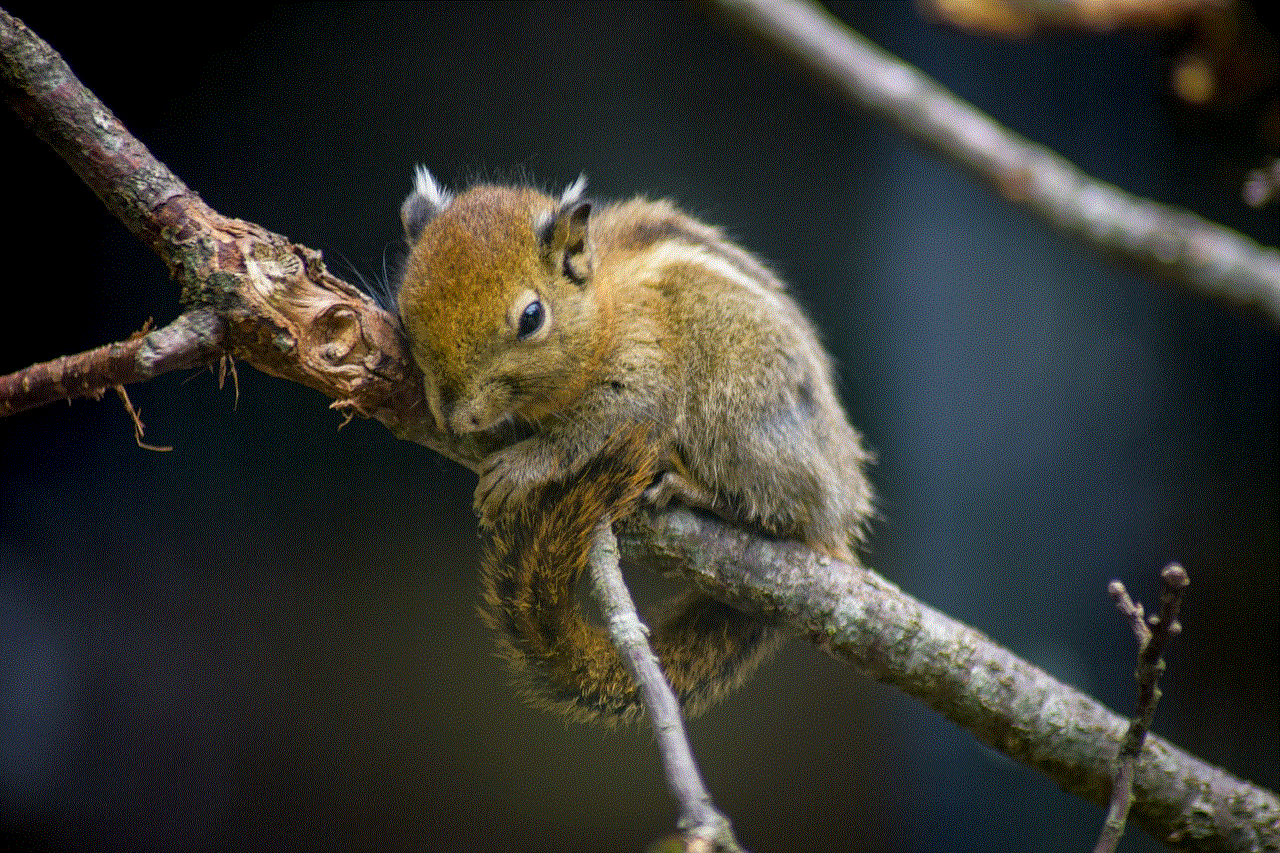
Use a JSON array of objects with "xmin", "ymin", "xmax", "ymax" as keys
[
  {"xmin": 400, "ymin": 166, "xmax": 453, "ymax": 242},
  {"xmin": 559, "ymin": 173, "xmax": 587, "ymax": 207}
]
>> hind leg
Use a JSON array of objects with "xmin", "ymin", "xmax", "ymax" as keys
[{"xmin": 644, "ymin": 470, "xmax": 724, "ymax": 518}]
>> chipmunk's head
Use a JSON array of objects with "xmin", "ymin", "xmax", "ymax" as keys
[{"xmin": 394, "ymin": 168, "xmax": 599, "ymax": 435}]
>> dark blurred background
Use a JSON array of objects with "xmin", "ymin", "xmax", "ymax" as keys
[{"xmin": 2, "ymin": 2, "xmax": 1276, "ymax": 851}]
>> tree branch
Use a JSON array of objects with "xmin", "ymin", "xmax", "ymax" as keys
[
  {"xmin": 0, "ymin": 309, "xmax": 225, "ymax": 417},
  {"xmin": 618, "ymin": 508, "xmax": 1278, "ymax": 853},
  {"xmin": 0, "ymin": 8, "xmax": 487, "ymax": 470},
  {"xmin": 703, "ymin": 0, "xmax": 1280, "ymax": 321},
  {"xmin": 2, "ymin": 7, "xmax": 1275, "ymax": 851},
  {"xmin": 588, "ymin": 520, "xmax": 743, "ymax": 853}
]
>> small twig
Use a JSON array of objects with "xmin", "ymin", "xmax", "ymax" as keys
[
  {"xmin": 216, "ymin": 355, "xmax": 241, "ymax": 409},
  {"xmin": 113, "ymin": 385, "xmax": 173, "ymax": 452},
  {"xmin": 115, "ymin": 320, "xmax": 175, "ymax": 451},
  {"xmin": 0, "ymin": 308, "xmax": 226, "ymax": 417},
  {"xmin": 1099, "ymin": 564, "xmax": 1191, "ymax": 853},
  {"xmin": 587, "ymin": 520, "xmax": 746, "ymax": 853}
]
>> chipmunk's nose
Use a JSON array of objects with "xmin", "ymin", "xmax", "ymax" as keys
[
  {"xmin": 455, "ymin": 412, "xmax": 483, "ymax": 433},
  {"xmin": 443, "ymin": 387, "xmax": 497, "ymax": 435},
  {"xmin": 449, "ymin": 406, "xmax": 492, "ymax": 435}
]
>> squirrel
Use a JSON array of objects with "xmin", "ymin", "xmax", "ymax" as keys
[{"xmin": 391, "ymin": 168, "xmax": 874, "ymax": 724}]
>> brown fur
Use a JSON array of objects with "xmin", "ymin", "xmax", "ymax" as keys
[
  {"xmin": 479, "ymin": 423, "xmax": 784, "ymax": 723},
  {"xmin": 396, "ymin": 176, "xmax": 874, "ymax": 723}
]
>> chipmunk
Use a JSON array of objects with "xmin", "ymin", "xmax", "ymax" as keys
[{"xmin": 392, "ymin": 168, "xmax": 874, "ymax": 724}]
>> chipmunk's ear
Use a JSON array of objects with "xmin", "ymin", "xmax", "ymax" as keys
[
  {"xmin": 401, "ymin": 166, "xmax": 453, "ymax": 242},
  {"xmin": 542, "ymin": 174, "xmax": 592, "ymax": 285},
  {"xmin": 559, "ymin": 201, "xmax": 592, "ymax": 286}
]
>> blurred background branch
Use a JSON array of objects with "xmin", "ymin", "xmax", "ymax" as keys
[{"xmin": 707, "ymin": 0, "xmax": 1280, "ymax": 320}]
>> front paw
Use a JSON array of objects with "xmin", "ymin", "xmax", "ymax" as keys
[{"xmin": 473, "ymin": 449, "xmax": 534, "ymax": 527}]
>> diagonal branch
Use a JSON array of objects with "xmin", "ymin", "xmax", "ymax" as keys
[
  {"xmin": 618, "ymin": 509, "xmax": 1278, "ymax": 853},
  {"xmin": 588, "ymin": 520, "xmax": 744, "ymax": 853},
  {"xmin": 704, "ymin": 0, "xmax": 1280, "ymax": 321},
  {"xmin": 0, "ymin": 7, "xmax": 474, "ymax": 467}
]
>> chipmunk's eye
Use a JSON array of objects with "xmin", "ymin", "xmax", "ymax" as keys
[{"xmin": 517, "ymin": 299, "xmax": 544, "ymax": 340}]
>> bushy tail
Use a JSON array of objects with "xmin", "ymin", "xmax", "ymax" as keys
[{"xmin": 480, "ymin": 424, "xmax": 783, "ymax": 725}]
